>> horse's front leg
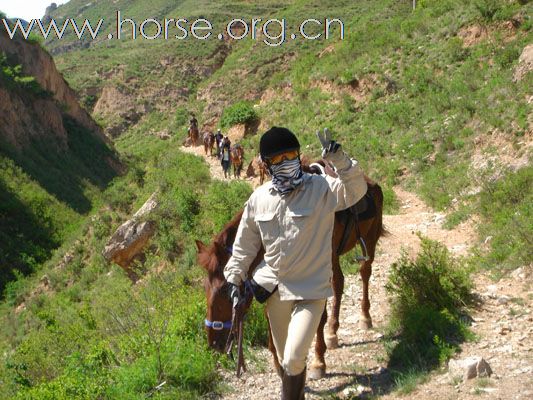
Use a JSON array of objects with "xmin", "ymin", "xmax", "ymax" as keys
[
  {"xmin": 309, "ymin": 304, "xmax": 327, "ymax": 380},
  {"xmin": 326, "ymin": 255, "xmax": 343, "ymax": 349}
]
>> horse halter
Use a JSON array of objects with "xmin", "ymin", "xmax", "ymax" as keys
[
  {"xmin": 205, "ymin": 319, "xmax": 232, "ymax": 330},
  {"xmin": 204, "ymin": 245, "xmax": 235, "ymax": 331}
]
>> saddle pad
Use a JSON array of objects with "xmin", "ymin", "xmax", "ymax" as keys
[{"xmin": 335, "ymin": 190, "xmax": 376, "ymax": 224}]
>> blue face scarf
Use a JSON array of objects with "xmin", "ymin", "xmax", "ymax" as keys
[{"xmin": 269, "ymin": 157, "xmax": 303, "ymax": 195}]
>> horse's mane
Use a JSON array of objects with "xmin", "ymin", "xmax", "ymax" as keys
[{"xmin": 215, "ymin": 210, "xmax": 243, "ymax": 247}]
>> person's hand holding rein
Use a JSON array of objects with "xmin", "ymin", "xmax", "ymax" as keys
[{"xmin": 228, "ymin": 282, "xmax": 241, "ymax": 308}]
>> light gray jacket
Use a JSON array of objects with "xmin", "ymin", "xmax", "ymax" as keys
[{"xmin": 223, "ymin": 150, "xmax": 367, "ymax": 300}]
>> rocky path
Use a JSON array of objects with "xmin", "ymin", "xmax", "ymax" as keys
[{"xmin": 187, "ymin": 144, "xmax": 532, "ymax": 400}]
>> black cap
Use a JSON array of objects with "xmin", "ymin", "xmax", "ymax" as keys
[{"xmin": 259, "ymin": 127, "xmax": 300, "ymax": 159}]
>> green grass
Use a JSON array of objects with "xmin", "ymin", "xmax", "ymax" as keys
[{"xmin": 476, "ymin": 166, "xmax": 532, "ymax": 272}]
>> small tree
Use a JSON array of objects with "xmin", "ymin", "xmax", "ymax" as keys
[{"xmin": 220, "ymin": 101, "xmax": 257, "ymax": 130}]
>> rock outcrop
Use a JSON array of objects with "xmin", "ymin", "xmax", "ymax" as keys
[
  {"xmin": 42, "ymin": 3, "xmax": 58, "ymax": 24},
  {"xmin": 448, "ymin": 356, "xmax": 493, "ymax": 381},
  {"xmin": 0, "ymin": 28, "xmax": 111, "ymax": 150},
  {"xmin": 514, "ymin": 44, "xmax": 533, "ymax": 82},
  {"xmin": 103, "ymin": 193, "xmax": 159, "ymax": 281}
]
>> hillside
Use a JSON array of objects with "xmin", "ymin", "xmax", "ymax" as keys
[
  {"xmin": 48, "ymin": 0, "xmax": 531, "ymax": 269},
  {"xmin": 0, "ymin": 27, "xmax": 122, "ymax": 295},
  {"xmin": 0, "ymin": 0, "xmax": 531, "ymax": 399}
]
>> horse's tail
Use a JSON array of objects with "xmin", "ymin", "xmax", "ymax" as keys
[
  {"xmin": 373, "ymin": 182, "xmax": 389, "ymax": 239},
  {"xmin": 366, "ymin": 178, "xmax": 388, "ymax": 239}
]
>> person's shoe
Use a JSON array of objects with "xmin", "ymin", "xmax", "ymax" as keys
[{"xmin": 281, "ymin": 367, "xmax": 306, "ymax": 400}]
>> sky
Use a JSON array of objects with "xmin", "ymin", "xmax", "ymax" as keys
[{"xmin": 0, "ymin": 0, "xmax": 70, "ymax": 21}]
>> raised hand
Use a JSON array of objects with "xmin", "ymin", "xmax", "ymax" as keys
[{"xmin": 316, "ymin": 128, "xmax": 341, "ymax": 158}]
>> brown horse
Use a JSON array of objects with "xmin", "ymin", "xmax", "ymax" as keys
[
  {"xmin": 203, "ymin": 132, "xmax": 215, "ymax": 156},
  {"xmin": 245, "ymin": 155, "xmax": 268, "ymax": 185},
  {"xmin": 196, "ymin": 165, "xmax": 386, "ymax": 379},
  {"xmin": 230, "ymin": 144, "xmax": 244, "ymax": 178},
  {"xmin": 189, "ymin": 125, "xmax": 199, "ymax": 146}
]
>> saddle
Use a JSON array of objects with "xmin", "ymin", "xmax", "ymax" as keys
[{"xmin": 335, "ymin": 190, "xmax": 376, "ymax": 259}]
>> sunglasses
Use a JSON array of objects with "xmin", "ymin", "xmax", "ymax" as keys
[{"xmin": 266, "ymin": 150, "xmax": 300, "ymax": 165}]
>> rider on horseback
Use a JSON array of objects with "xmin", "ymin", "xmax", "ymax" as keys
[
  {"xmin": 215, "ymin": 129, "xmax": 224, "ymax": 154},
  {"xmin": 223, "ymin": 127, "xmax": 367, "ymax": 399},
  {"xmin": 190, "ymin": 113, "xmax": 198, "ymax": 129}
]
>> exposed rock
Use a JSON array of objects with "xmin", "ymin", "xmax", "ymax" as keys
[
  {"xmin": 103, "ymin": 193, "xmax": 159, "ymax": 281},
  {"xmin": 448, "ymin": 356, "xmax": 493, "ymax": 381},
  {"xmin": 45, "ymin": 3, "xmax": 58, "ymax": 14},
  {"xmin": 42, "ymin": 3, "xmax": 58, "ymax": 24},
  {"xmin": 514, "ymin": 44, "xmax": 533, "ymax": 82},
  {"xmin": 310, "ymin": 75, "xmax": 378, "ymax": 105},
  {"xmin": 227, "ymin": 124, "xmax": 246, "ymax": 143},
  {"xmin": 93, "ymin": 85, "xmax": 149, "ymax": 137},
  {"xmin": 155, "ymin": 130, "xmax": 171, "ymax": 140},
  {"xmin": 458, "ymin": 24, "xmax": 488, "ymax": 47},
  {"xmin": 0, "ymin": 29, "xmax": 109, "ymax": 147}
]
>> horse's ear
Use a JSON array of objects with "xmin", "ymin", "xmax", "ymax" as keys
[
  {"xmin": 195, "ymin": 240, "xmax": 212, "ymax": 273},
  {"xmin": 195, "ymin": 240, "xmax": 207, "ymax": 253}
]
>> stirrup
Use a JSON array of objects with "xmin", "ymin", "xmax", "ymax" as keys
[{"xmin": 355, "ymin": 238, "xmax": 370, "ymax": 262}]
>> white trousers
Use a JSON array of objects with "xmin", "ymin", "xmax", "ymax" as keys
[{"xmin": 265, "ymin": 290, "xmax": 326, "ymax": 376}]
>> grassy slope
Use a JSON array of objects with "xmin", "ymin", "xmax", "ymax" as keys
[
  {"xmin": 192, "ymin": 0, "xmax": 532, "ymax": 269},
  {"xmin": 0, "ymin": 53, "xmax": 121, "ymax": 296},
  {"xmin": 0, "ymin": 0, "xmax": 531, "ymax": 398}
]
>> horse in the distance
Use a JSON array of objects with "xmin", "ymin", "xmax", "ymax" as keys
[
  {"xmin": 196, "ymin": 161, "xmax": 386, "ymax": 379},
  {"xmin": 203, "ymin": 132, "xmax": 215, "ymax": 156},
  {"xmin": 230, "ymin": 144, "xmax": 244, "ymax": 178},
  {"xmin": 246, "ymin": 155, "xmax": 267, "ymax": 185},
  {"xmin": 189, "ymin": 124, "xmax": 199, "ymax": 146}
]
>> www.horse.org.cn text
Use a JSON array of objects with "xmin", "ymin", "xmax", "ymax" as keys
[{"xmin": 2, "ymin": 12, "xmax": 346, "ymax": 47}]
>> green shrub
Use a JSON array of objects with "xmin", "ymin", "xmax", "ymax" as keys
[
  {"xmin": 173, "ymin": 106, "xmax": 189, "ymax": 130},
  {"xmin": 0, "ymin": 53, "xmax": 49, "ymax": 97},
  {"xmin": 474, "ymin": 0, "xmax": 501, "ymax": 21},
  {"xmin": 477, "ymin": 166, "xmax": 532, "ymax": 271},
  {"xmin": 495, "ymin": 45, "xmax": 521, "ymax": 69},
  {"xmin": 198, "ymin": 180, "xmax": 252, "ymax": 239},
  {"xmin": 220, "ymin": 101, "xmax": 257, "ymax": 130},
  {"xmin": 385, "ymin": 237, "xmax": 473, "ymax": 371}
]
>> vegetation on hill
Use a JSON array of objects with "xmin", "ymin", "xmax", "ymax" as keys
[
  {"xmin": 0, "ymin": 47, "xmax": 120, "ymax": 297},
  {"xmin": 0, "ymin": 0, "xmax": 531, "ymax": 398}
]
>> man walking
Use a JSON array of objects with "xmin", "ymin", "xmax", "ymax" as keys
[{"xmin": 224, "ymin": 127, "xmax": 367, "ymax": 399}]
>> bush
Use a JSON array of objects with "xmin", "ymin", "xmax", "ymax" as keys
[
  {"xmin": 477, "ymin": 166, "xmax": 532, "ymax": 271},
  {"xmin": 385, "ymin": 237, "xmax": 473, "ymax": 370},
  {"xmin": 474, "ymin": 0, "xmax": 501, "ymax": 21},
  {"xmin": 220, "ymin": 101, "xmax": 257, "ymax": 130},
  {"xmin": 0, "ymin": 53, "xmax": 49, "ymax": 97}
]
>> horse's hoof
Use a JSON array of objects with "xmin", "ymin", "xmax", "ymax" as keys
[
  {"xmin": 359, "ymin": 318, "xmax": 373, "ymax": 330},
  {"xmin": 325, "ymin": 334, "xmax": 339, "ymax": 349},
  {"xmin": 308, "ymin": 365, "xmax": 326, "ymax": 380}
]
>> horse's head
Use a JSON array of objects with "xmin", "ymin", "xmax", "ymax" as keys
[
  {"xmin": 196, "ymin": 239, "xmax": 233, "ymax": 352},
  {"xmin": 195, "ymin": 214, "xmax": 242, "ymax": 352}
]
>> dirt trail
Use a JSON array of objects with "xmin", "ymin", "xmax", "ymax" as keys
[
  {"xmin": 181, "ymin": 144, "xmax": 259, "ymax": 184},
  {"xmin": 187, "ymin": 145, "xmax": 532, "ymax": 400}
]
